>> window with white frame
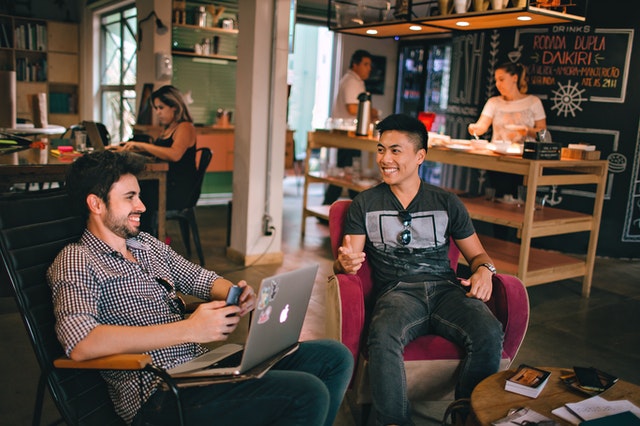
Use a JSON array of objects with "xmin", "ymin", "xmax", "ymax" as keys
[{"xmin": 100, "ymin": 6, "xmax": 137, "ymax": 143}]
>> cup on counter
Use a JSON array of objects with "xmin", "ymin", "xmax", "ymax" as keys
[
  {"xmin": 454, "ymin": 0, "xmax": 471, "ymax": 13},
  {"xmin": 485, "ymin": 187, "xmax": 496, "ymax": 202},
  {"xmin": 352, "ymin": 157, "xmax": 362, "ymax": 180},
  {"xmin": 75, "ymin": 131, "xmax": 87, "ymax": 152},
  {"xmin": 517, "ymin": 185, "xmax": 526, "ymax": 207}
]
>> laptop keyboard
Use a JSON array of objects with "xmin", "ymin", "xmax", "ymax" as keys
[{"xmin": 204, "ymin": 349, "xmax": 244, "ymax": 369}]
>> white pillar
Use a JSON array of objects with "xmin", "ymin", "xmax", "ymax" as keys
[{"xmin": 227, "ymin": 0, "xmax": 289, "ymax": 265}]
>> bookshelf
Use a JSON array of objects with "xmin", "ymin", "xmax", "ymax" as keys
[{"xmin": 0, "ymin": 15, "xmax": 79, "ymax": 129}]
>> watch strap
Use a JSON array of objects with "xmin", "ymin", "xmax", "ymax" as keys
[{"xmin": 478, "ymin": 263, "xmax": 497, "ymax": 274}]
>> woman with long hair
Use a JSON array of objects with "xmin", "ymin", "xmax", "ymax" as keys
[
  {"xmin": 468, "ymin": 62, "xmax": 547, "ymax": 143},
  {"xmin": 115, "ymin": 85, "xmax": 198, "ymax": 234}
]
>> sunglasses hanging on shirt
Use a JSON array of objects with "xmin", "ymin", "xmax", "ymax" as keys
[{"xmin": 398, "ymin": 210, "xmax": 412, "ymax": 246}]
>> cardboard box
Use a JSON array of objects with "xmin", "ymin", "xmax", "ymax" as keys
[
  {"xmin": 561, "ymin": 148, "xmax": 601, "ymax": 160},
  {"xmin": 522, "ymin": 142, "xmax": 561, "ymax": 160}
]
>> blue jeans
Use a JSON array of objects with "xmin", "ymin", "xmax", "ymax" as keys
[
  {"xmin": 133, "ymin": 339, "xmax": 353, "ymax": 426},
  {"xmin": 367, "ymin": 280, "xmax": 504, "ymax": 426}
]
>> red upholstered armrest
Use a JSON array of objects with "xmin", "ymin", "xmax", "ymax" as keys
[
  {"xmin": 487, "ymin": 274, "xmax": 530, "ymax": 360},
  {"xmin": 334, "ymin": 273, "xmax": 367, "ymax": 365}
]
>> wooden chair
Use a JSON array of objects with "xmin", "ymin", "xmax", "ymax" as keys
[
  {"xmin": 0, "ymin": 189, "xmax": 184, "ymax": 426},
  {"xmin": 327, "ymin": 199, "xmax": 530, "ymax": 424},
  {"xmin": 166, "ymin": 147, "xmax": 212, "ymax": 266}
]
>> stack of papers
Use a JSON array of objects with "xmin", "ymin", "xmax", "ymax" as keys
[{"xmin": 552, "ymin": 395, "xmax": 640, "ymax": 425}]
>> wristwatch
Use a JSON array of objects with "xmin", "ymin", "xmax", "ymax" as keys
[{"xmin": 478, "ymin": 263, "xmax": 497, "ymax": 274}]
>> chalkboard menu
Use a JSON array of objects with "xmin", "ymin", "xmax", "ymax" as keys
[
  {"xmin": 443, "ymin": 22, "xmax": 638, "ymax": 256},
  {"xmin": 518, "ymin": 26, "xmax": 633, "ymax": 109}
]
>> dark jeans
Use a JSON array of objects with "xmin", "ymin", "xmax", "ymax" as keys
[
  {"xmin": 367, "ymin": 280, "xmax": 504, "ymax": 426},
  {"xmin": 133, "ymin": 339, "xmax": 353, "ymax": 426}
]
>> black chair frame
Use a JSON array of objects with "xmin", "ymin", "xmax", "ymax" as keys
[
  {"xmin": 166, "ymin": 147, "xmax": 212, "ymax": 266},
  {"xmin": 0, "ymin": 189, "xmax": 185, "ymax": 426}
]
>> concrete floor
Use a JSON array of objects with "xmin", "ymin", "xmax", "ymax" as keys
[{"xmin": 1, "ymin": 176, "xmax": 639, "ymax": 425}]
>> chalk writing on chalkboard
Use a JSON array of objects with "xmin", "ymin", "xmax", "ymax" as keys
[{"xmin": 515, "ymin": 26, "xmax": 633, "ymax": 111}]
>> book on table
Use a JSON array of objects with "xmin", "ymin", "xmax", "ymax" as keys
[
  {"xmin": 579, "ymin": 411, "xmax": 640, "ymax": 425},
  {"xmin": 504, "ymin": 364, "xmax": 551, "ymax": 398}
]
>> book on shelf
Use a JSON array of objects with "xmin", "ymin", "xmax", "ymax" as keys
[
  {"xmin": 0, "ymin": 22, "xmax": 10, "ymax": 48},
  {"xmin": 504, "ymin": 364, "xmax": 551, "ymax": 398}
]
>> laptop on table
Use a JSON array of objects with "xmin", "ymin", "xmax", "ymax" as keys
[{"xmin": 166, "ymin": 264, "xmax": 319, "ymax": 385}]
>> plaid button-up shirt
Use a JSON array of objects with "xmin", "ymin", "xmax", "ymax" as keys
[{"xmin": 47, "ymin": 230, "xmax": 220, "ymax": 424}]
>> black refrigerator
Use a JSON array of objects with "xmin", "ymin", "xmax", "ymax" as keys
[
  {"xmin": 395, "ymin": 40, "xmax": 452, "ymax": 134},
  {"xmin": 395, "ymin": 39, "xmax": 452, "ymax": 184}
]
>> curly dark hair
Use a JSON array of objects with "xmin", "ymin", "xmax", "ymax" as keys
[{"xmin": 65, "ymin": 151, "xmax": 146, "ymax": 219}]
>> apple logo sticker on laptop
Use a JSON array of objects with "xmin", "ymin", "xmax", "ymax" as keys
[{"xmin": 279, "ymin": 304, "xmax": 290, "ymax": 323}]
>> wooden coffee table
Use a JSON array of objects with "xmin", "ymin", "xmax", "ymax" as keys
[{"xmin": 471, "ymin": 367, "xmax": 640, "ymax": 425}]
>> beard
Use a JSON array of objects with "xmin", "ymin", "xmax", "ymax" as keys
[{"xmin": 104, "ymin": 210, "xmax": 141, "ymax": 240}]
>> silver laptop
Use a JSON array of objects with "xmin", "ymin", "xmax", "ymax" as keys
[
  {"xmin": 82, "ymin": 121, "xmax": 110, "ymax": 151},
  {"xmin": 167, "ymin": 264, "xmax": 319, "ymax": 378}
]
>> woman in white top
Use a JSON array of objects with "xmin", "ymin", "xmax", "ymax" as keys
[{"xmin": 468, "ymin": 62, "xmax": 547, "ymax": 143}]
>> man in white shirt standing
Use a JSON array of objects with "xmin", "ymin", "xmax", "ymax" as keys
[{"xmin": 323, "ymin": 49, "xmax": 380, "ymax": 207}]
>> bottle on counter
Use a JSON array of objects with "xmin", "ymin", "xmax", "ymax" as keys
[
  {"xmin": 196, "ymin": 6, "xmax": 207, "ymax": 27},
  {"xmin": 356, "ymin": 92, "xmax": 372, "ymax": 136}
]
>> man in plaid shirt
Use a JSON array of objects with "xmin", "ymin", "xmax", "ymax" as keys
[{"xmin": 48, "ymin": 150, "xmax": 352, "ymax": 425}]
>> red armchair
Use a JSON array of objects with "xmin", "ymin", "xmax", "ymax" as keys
[{"xmin": 326, "ymin": 200, "xmax": 530, "ymax": 417}]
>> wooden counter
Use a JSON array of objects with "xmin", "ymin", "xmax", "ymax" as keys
[
  {"xmin": 133, "ymin": 124, "xmax": 235, "ymax": 172},
  {"xmin": 0, "ymin": 147, "xmax": 169, "ymax": 241},
  {"xmin": 304, "ymin": 131, "xmax": 608, "ymax": 297}
]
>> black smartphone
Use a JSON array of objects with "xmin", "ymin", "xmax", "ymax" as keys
[
  {"xmin": 225, "ymin": 285, "xmax": 242, "ymax": 306},
  {"xmin": 573, "ymin": 366, "xmax": 605, "ymax": 391}
]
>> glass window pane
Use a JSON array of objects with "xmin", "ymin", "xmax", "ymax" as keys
[{"xmin": 100, "ymin": 6, "xmax": 137, "ymax": 143}]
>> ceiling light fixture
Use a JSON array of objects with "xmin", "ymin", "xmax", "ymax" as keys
[
  {"xmin": 517, "ymin": 15, "xmax": 533, "ymax": 21},
  {"xmin": 409, "ymin": 25, "xmax": 422, "ymax": 31},
  {"xmin": 456, "ymin": 21, "xmax": 470, "ymax": 27},
  {"xmin": 366, "ymin": 29, "xmax": 378, "ymax": 34}
]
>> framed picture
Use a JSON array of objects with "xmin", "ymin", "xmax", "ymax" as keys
[
  {"xmin": 137, "ymin": 83, "xmax": 154, "ymax": 125},
  {"xmin": 365, "ymin": 55, "xmax": 386, "ymax": 95}
]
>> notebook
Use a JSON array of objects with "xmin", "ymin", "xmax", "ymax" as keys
[{"xmin": 166, "ymin": 264, "xmax": 319, "ymax": 380}]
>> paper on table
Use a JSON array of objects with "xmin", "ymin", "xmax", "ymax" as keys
[
  {"xmin": 554, "ymin": 396, "xmax": 640, "ymax": 423},
  {"xmin": 492, "ymin": 407, "xmax": 556, "ymax": 425},
  {"xmin": 551, "ymin": 406, "xmax": 581, "ymax": 425}
]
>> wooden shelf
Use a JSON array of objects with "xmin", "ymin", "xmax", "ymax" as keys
[
  {"xmin": 328, "ymin": 1, "xmax": 586, "ymax": 38},
  {"xmin": 0, "ymin": 16, "xmax": 79, "ymax": 129},
  {"xmin": 460, "ymin": 235, "xmax": 586, "ymax": 286},
  {"xmin": 172, "ymin": 50, "xmax": 237, "ymax": 61},
  {"xmin": 173, "ymin": 23, "xmax": 238, "ymax": 35},
  {"xmin": 304, "ymin": 131, "xmax": 607, "ymax": 297},
  {"xmin": 462, "ymin": 196, "xmax": 594, "ymax": 237},
  {"xmin": 307, "ymin": 171, "xmax": 380, "ymax": 193},
  {"xmin": 304, "ymin": 205, "xmax": 330, "ymax": 222}
]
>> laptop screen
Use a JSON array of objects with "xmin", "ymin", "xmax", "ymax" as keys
[{"xmin": 82, "ymin": 121, "xmax": 110, "ymax": 150}]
